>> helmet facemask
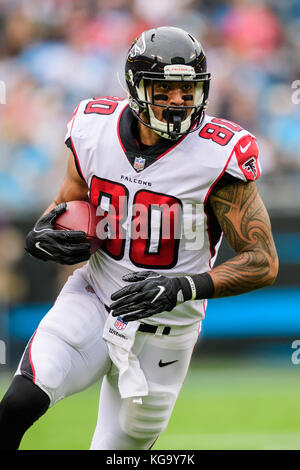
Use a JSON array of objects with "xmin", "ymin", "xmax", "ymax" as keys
[{"xmin": 127, "ymin": 64, "xmax": 210, "ymax": 140}]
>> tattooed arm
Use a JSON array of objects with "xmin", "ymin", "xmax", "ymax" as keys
[
  {"xmin": 108, "ymin": 181, "xmax": 279, "ymax": 322},
  {"xmin": 208, "ymin": 181, "xmax": 279, "ymax": 298}
]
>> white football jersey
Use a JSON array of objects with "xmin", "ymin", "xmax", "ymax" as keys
[{"xmin": 65, "ymin": 96, "xmax": 261, "ymax": 326}]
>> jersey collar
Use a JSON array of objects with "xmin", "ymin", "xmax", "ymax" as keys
[{"xmin": 117, "ymin": 105, "xmax": 186, "ymax": 173}]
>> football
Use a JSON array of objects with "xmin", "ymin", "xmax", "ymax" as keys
[{"xmin": 54, "ymin": 200, "xmax": 105, "ymax": 254}]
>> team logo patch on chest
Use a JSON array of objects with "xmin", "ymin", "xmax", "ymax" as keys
[
  {"xmin": 133, "ymin": 156, "xmax": 146, "ymax": 172},
  {"xmin": 114, "ymin": 317, "xmax": 128, "ymax": 330}
]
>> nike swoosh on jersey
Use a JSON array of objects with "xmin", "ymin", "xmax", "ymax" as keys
[
  {"xmin": 239, "ymin": 141, "xmax": 251, "ymax": 153},
  {"xmin": 158, "ymin": 359, "xmax": 179, "ymax": 367},
  {"xmin": 35, "ymin": 242, "xmax": 53, "ymax": 257},
  {"xmin": 151, "ymin": 285, "xmax": 165, "ymax": 303}
]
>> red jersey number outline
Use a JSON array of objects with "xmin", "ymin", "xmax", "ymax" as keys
[
  {"xmin": 84, "ymin": 96, "xmax": 124, "ymax": 116},
  {"xmin": 90, "ymin": 177, "xmax": 182, "ymax": 269},
  {"xmin": 199, "ymin": 117, "xmax": 242, "ymax": 146}
]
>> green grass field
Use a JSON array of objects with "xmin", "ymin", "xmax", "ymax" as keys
[{"xmin": 1, "ymin": 357, "xmax": 300, "ymax": 450}]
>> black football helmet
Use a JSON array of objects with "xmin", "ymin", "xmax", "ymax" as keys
[{"xmin": 125, "ymin": 26, "xmax": 211, "ymax": 140}]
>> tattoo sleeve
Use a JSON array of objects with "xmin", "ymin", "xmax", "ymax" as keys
[{"xmin": 208, "ymin": 181, "xmax": 278, "ymax": 298}]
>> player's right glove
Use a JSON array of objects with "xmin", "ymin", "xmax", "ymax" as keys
[{"xmin": 25, "ymin": 203, "xmax": 91, "ymax": 265}]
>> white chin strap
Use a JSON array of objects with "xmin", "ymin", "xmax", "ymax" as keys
[{"xmin": 137, "ymin": 79, "xmax": 204, "ymax": 140}]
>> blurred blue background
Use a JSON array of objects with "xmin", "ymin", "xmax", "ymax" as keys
[{"xmin": 0, "ymin": 0, "xmax": 300, "ymax": 370}]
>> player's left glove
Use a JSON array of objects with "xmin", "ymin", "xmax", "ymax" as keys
[{"xmin": 110, "ymin": 271, "xmax": 192, "ymax": 322}]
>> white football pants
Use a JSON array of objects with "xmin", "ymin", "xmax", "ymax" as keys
[{"xmin": 16, "ymin": 267, "xmax": 200, "ymax": 450}]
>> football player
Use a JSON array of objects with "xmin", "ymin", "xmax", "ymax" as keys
[{"xmin": 0, "ymin": 26, "xmax": 278, "ymax": 450}]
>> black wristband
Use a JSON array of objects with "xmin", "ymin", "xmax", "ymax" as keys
[
  {"xmin": 176, "ymin": 277, "xmax": 193, "ymax": 301},
  {"xmin": 183, "ymin": 272, "xmax": 215, "ymax": 301}
]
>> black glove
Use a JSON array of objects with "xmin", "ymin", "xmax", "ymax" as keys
[
  {"xmin": 110, "ymin": 271, "xmax": 192, "ymax": 322},
  {"xmin": 25, "ymin": 202, "xmax": 91, "ymax": 265}
]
